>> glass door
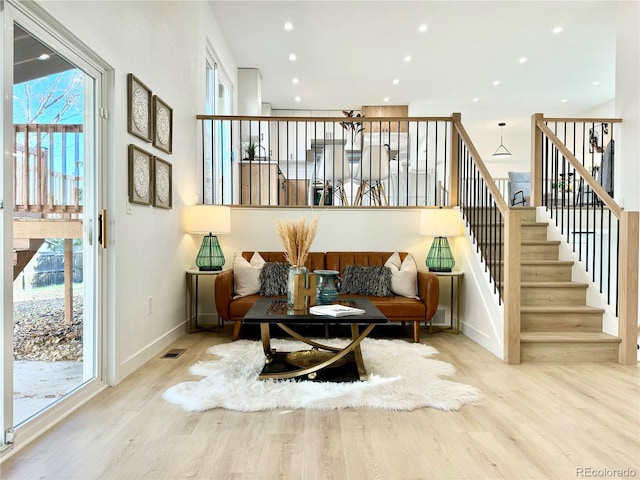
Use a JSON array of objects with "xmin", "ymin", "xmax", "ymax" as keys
[{"xmin": 2, "ymin": 4, "xmax": 105, "ymax": 452}]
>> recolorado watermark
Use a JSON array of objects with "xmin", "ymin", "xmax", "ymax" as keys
[{"xmin": 576, "ymin": 467, "xmax": 638, "ymax": 478}]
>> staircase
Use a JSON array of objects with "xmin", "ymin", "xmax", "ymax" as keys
[
  {"xmin": 514, "ymin": 208, "xmax": 620, "ymax": 362},
  {"xmin": 13, "ymin": 238, "xmax": 44, "ymax": 280}
]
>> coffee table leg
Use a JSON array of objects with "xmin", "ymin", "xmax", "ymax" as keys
[
  {"xmin": 260, "ymin": 323, "xmax": 275, "ymax": 364},
  {"xmin": 351, "ymin": 323, "xmax": 367, "ymax": 380}
]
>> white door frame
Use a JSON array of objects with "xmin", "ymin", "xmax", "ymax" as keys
[{"xmin": 1, "ymin": 0, "xmax": 112, "ymax": 456}]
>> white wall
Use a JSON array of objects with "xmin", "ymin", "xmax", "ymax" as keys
[{"xmin": 35, "ymin": 0, "xmax": 238, "ymax": 384}]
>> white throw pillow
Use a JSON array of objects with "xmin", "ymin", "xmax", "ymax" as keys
[
  {"xmin": 233, "ymin": 252, "xmax": 265, "ymax": 298},
  {"xmin": 385, "ymin": 252, "xmax": 419, "ymax": 298}
]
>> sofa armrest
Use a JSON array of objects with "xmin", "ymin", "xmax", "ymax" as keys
[
  {"xmin": 417, "ymin": 271, "xmax": 439, "ymax": 320},
  {"xmin": 215, "ymin": 269, "xmax": 234, "ymax": 322}
]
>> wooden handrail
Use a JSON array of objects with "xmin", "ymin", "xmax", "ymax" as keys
[
  {"xmin": 452, "ymin": 116, "xmax": 510, "ymax": 214},
  {"xmin": 536, "ymin": 119, "xmax": 623, "ymax": 218},
  {"xmin": 196, "ymin": 114, "xmax": 453, "ymax": 123},
  {"xmin": 538, "ymin": 117, "xmax": 623, "ymax": 124}
]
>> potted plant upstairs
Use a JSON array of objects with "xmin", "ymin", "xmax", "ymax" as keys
[{"xmin": 243, "ymin": 141, "xmax": 258, "ymax": 161}]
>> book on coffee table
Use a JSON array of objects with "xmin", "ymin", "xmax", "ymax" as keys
[{"xmin": 309, "ymin": 304, "xmax": 366, "ymax": 317}]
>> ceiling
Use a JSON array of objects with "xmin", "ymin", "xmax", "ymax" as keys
[
  {"xmin": 14, "ymin": 24, "xmax": 73, "ymax": 84},
  {"xmin": 209, "ymin": 1, "xmax": 617, "ymax": 118}
]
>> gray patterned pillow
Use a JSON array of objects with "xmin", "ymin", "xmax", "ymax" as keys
[
  {"xmin": 340, "ymin": 265, "xmax": 393, "ymax": 297},
  {"xmin": 259, "ymin": 262, "xmax": 289, "ymax": 296}
]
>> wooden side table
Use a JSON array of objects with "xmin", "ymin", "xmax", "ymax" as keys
[
  {"xmin": 186, "ymin": 269, "xmax": 226, "ymax": 333},
  {"xmin": 432, "ymin": 270, "xmax": 464, "ymax": 333}
]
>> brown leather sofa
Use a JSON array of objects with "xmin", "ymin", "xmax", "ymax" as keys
[{"xmin": 215, "ymin": 251, "xmax": 439, "ymax": 343}]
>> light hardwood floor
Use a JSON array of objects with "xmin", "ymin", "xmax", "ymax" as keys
[{"xmin": 1, "ymin": 327, "xmax": 639, "ymax": 480}]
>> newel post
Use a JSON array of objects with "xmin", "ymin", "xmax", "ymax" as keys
[
  {"xmin": 530, "ymin": 113, "xmax": 544, "ymax": 207},
  {"xmin": 618, "ymin": 210, "xmax": 639, "ymax": 365},
  {"xmin": 503, "ymin": 209, "xmax": 522, "ymax": 364}
]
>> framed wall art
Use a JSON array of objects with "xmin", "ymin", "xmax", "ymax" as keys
[
  {"xmin": 153, "ymin": 95, "xmax": 173, "ymax": 154},
  {"xmin": 152, "ymin": 156, "xmax": 172, "ymax": 209},
  {"xmin": 127, "ymin": 74, "xmax": 152, "ymax": 143},
  {"xmin": 128, "ymin": 144, "xmax": 153, "ymax": 205}
]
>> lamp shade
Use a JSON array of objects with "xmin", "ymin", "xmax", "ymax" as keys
[
  {"xmin": 419, "ymin": 209, "xmax": 461, "ymax": 237},
  {"xmin": 187, "ymin": 205, "xmax": 231, "ymax": 271},
  {"xmin": 419, "ymin": 209, "xmax": 460, "ymax": 273},
  {"xmin": 187, "ymin": 205, "xmax": 231, "ymax": 234}
]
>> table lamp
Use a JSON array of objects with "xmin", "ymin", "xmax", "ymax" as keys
[
  {"xmin": 187, "ymin": 205, "xmax": 231, "ymax": 271},
  {"xmin": 419, "ymin": 208, "xmax": 461, "ymax": 272}
]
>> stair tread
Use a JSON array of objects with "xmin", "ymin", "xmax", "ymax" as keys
[
  {"xmin": 500, "ymin": 260, "xmax": 573, "ymax": 266},
  {"xmin": 520, "ymin": 260, "xmax": 573, "ymax": 265},
  {"xmin": 522, "ymin": 240, "xmax": 560, "ymax": 245},
  {"xmin": 521, "ymin": 305, "xmax": 605, "ymax": 314},
  {"xmin": 521, "ymin": 332, "xmax": 620, "ymax": 343},
  {"xmin": 521, "ymin": 281, "xmax": 587, "ymax": 288}
]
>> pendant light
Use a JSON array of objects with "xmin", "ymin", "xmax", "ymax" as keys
[{"xmin": 492, "ymin": 122, "xmax": 512, "ymax": 157}]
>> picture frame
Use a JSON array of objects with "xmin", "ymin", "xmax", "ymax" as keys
[
  {"xmin": 152, "ymin": 156, "xmax": 172, "ymax": 209},
  {"xmin": 127, "ymin": 74, "xmax": 152, "ymax": 143},
  {"xmin": 128, "ymin": 144, "xmax": 153, "ymax": 205},
  {"xmin": 153, "ymin": 95, "xmax": 173, "ymax": 154}
]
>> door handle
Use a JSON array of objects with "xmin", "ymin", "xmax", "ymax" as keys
[{"xmin": 98, "ymin": 209, "xmax": 107, "ymax": 249}]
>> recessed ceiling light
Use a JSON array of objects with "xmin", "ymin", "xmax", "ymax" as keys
[
  {"xmin": 292, "ymin": 77, "xmax": 299, "ymax": 84},
  {"xmin": 472, "ymin": 98, "xmax": 479, "ymax": 103},
  {"xmin": 418, "ymin": 24, "xmax": 428, "ymax": 33},
  {"xmin": 493, "ymin": 80, "xmax": 501, "ymax": 86},
  {"xmin": 383, "ymin": 97, "xmax": 390, "ymax": 103},
  {"xmin": 392, "ymin": 79, "xmax": 399, "ymax": 85},
  {"xmin": 553, "ymin": 26, "xmax": 563, "ymax": 34},
  {"xmin": 518, "ymin": 57, "xmax": 528, "ymax": 64},
  {"xmin": 561, "ymin": 98, "xmax": 568, "ymax": 103},
  {"xmin": 37, "ymin": 53, "xmax": 50, "ymax": 61},
  {"xmin": 593, "ymin": 81, "xmax": 601, "ymax": 86},
  {"xmin": 403, "ymin": 55, "xmax": 412, "ymax": 63},
  {"xmin": 284, "ymin": 22, "xmax": 293, "ymax": 31},
  {"xmin": 288, "ymin": 53, "xmax": 297, "ymax": 61},
  {"xmin": 294, "ymin": 96, "xmax": 301, "ymax": 102}
]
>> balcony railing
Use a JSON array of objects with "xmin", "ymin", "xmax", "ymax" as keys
[
  {"xmin": 13, "ymin": 123, "xmax": 83, "ymax": 216},
  {"xmin": 197, "ymin": 115, "xmax": 454, "ymax": 207}
]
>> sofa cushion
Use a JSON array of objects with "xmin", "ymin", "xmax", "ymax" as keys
[
  {"xmin": 233, "ymin": 252, "xmax": 265, "ymax": 298},
  {"xmin": 259, "ymin": 262, "xmax": 289, "ymax": 296},
  {"xmin": 385, "ymin": 252, "xmax": 419, "ymax": 298},
  {"xmin": 340, "ymin": 265, "xmax": 393, "ymax": 297}
]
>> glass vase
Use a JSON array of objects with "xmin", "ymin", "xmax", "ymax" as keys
[{"xmin": 287, "ymin": 265, "xmax": 308, "ymax": 309}]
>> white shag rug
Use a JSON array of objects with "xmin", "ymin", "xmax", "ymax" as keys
[{"xmin": 163, "ymin": 338, "xmax": 482, "ymax": 412}]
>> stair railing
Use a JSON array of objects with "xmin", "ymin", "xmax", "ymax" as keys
[
  {"xmin": 452, "ymin": 114, "xmax": 523, "ymax": 363},
  {"xmin": 532, "ymin": 113, "xmax": 639, "ymax": 364}
]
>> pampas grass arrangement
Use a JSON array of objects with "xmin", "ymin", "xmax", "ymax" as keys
[{"xmin": 275, "ymin": 217, "xmax": 319, "ymax": 266}]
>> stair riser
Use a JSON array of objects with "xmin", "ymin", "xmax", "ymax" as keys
[
  {"xmin": 521, "ymin": 313, "xmax": 603, "ymax": 332},
  {"xmin": 473, "ymin": 225, "xmax": 547, "ymax": 242},
  {"xmin": 521, "ymin": 225, "xmax": 548, "ymax": 241},
  {"xmin": 521, "ymin": 265, "xmax": 573, "ymax": 282},
  {"xmin": 521, "ymin": 342, "xmax": 618, "ymax": 362},
  {"xmin": 521, "ymin": 287, "xmax": 587, "ymax": 306},
  {"xmin": 521, "ymin": 245, "xmax": 559, "ymax": 260}
]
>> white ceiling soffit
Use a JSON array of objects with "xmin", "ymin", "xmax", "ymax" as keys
[{"xmin": 209, "ymin": 0, "xmax": 617, "ymax": 115}]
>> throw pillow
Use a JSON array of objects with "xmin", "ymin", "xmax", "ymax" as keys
[
  {"xmin": 385, "ymin": 252, "xmax": 419, "ymax": 298},
  {"xmin": 340, "ymin": 265, "xmax": 393, "ymax": 297},
  {"xmin": 233, "ymin": 252, "xmax": 265, "ymax": 298},
  {"xmin": 259, "ymin": 262, "xmax": 289, "ymax": 296}
]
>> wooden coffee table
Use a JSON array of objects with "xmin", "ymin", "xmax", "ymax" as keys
[{"xmin": 243, "ymin": 297, "xmax": 388, "ymax": 381}]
